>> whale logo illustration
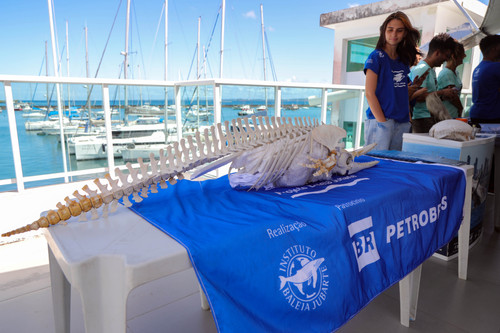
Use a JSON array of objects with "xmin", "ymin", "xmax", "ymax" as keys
[
  {"xmin": 279, "ymin": 257, "xmax": 325, "ymax": 294},
  {"xmin": 393, "ymin": 72, "xmax": 405, "ymax": 83}
]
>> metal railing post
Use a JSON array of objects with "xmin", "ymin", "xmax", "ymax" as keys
[
  {"xmin": 175, "ymin": 85, "xmax": 182, "ymax": 141},
  {"xmin": 102, "ymin": 84, "xmax": 115, "ymax": 177},
  {"xmin": 214, "ymin": 84, "xmax": 222, "ymax": 125},
  {"xmin": 354, "ymin": 90, "xmax": 365, "ymax": 149},
  {"xmin": 274, "ymin": 86, "xmax": 281, "ymax": 118},
  {"xmin": 321, "ymin": 88, "xmax": 328, "ymax": 124},
  {"xmin": 3, "ymin": 82, "xmax": 25, "ymax": 191}
]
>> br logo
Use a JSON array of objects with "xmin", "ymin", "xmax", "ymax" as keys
[
  {"xmin": 278, "ymin": 245, "xmax": 329, "ymax": 311},
  {"xmin": 348, "ymin": 216, "xmax": 380, "ymax": 271}
]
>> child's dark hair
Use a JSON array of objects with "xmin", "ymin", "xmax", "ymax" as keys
[
  {"xmin": 376, "ymin": 11, "xmax": 422, "ymax": 66},
  {"xmin": 428, "ymin": 33, "xmax": 455, "ymax": 56},
  {"xmin": 452, "ymin": 41, "xmax": 466, "ymax": 62}
]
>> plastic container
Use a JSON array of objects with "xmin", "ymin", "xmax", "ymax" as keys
[{"xmin": 402, "ymin": 132, "xmax": 495, "ymax": 259}]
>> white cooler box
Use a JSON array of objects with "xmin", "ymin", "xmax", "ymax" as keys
[{"xmin": 402, "ymin": 133, "xmax": 495, "ymax": 259}]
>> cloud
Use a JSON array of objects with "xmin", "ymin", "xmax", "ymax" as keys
[
  {"xmin": 348, "ymin": 3, "xmax": 360, "ymax": 7},
  {"xmin": 267, "ymin": 26, "xmax": 275, "ymax": 32},
  {"xmin": 243, "ymin": 10, "xmax": 256, "ymax": 19}
]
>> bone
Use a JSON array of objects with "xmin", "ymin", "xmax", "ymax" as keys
[
  {"xmin": 149, "ymin": 154, "xmax": 160, "ymax": 193},
  {"xmin": 231, "ymin": 119, "xmax": 242, "ymax": 146},
  {"xmin": 224, "ymin": 121, "xmax": 234, "ymax": 150},
  {"xmin": 138, "ymin": 158, "xmax": 151, "ymax": 198},
  {"xmin": 2, "ymin": 116, "xmax": 381, "ymax": 238},
  {"xmin": 105, "ymin": 173, "xmax": 124, "ymax": 200},
  {"xmin": 216, "ymin": 123, "xmax": 225, "ymax": 154},
  {"xmin": 204, "ymin": 128, "xmax": 213, "ymax": 156},
  {"xmin": 194, "ymin": 131, "xmax": 206, "ymax": 158}
]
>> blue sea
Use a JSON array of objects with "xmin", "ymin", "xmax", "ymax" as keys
[{"xmin": 0, "ymin": 99, "xmax": 331, "ymax": 192}]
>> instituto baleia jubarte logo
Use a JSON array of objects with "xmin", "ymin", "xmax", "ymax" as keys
[{"xmin": 278, "ymin": 245, "xmax": 329, "ymax": 311}]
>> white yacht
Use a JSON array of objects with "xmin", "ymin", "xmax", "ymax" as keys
[
  {"xmin": 73, "ymin": 130, "xmax": 167, "ymax": 160},
  {"xmin": 237, "ymin": 105, "xmax": 255, "ymax": 116}
]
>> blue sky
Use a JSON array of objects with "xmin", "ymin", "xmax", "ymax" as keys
[
  {"xmin": 0, "ymin": 0, "xmax": 381, "ymax": 84},
  {"xmin": 1, "ymin": 0, "xmax": 490, "ymax": 85}
]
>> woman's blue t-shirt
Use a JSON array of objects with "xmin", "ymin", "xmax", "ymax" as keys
[{"xmin": 364, "ymin": 49, "xmax": 410, "ymax": 122}]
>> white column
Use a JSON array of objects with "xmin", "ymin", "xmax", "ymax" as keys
[
  {"xmin": 102, "ymin": 84, "xmax": 115, "ymax": 177},
  {"xmin": 274, "ymin": 86, "xmax": 281, "ymax": 118},
  {"xmin": 4, "ymin": 82, "xmax": 24, "ymax": 191},
  {"xmin": 321, "ymin": 88, "xmax": 328, "ymax": 124},
  {"xmin": 355, "ymin": 91, "xmax": 365, "ymax": 149}
]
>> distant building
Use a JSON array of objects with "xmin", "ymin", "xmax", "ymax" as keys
[{"xmin": 320, "ymin": 0, "xmax": 488, "ymax": 88}]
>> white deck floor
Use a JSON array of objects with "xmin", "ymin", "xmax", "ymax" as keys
[{"xmin": 0, "ymin": 184, "xmax": 499, "ymax": 333}]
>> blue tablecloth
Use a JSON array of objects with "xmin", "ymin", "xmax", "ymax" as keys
[{"xmin": 130, "ymin": 156, "xmax": 466, "ymax": 333}]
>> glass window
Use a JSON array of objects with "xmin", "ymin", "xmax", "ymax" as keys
[{"xmin": 346, "ymin": 36, "xmax": 379, "ymax": 72}]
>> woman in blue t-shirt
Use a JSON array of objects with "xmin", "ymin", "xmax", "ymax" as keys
[{"xmin": 364, "ymin": 11, "xmax": 423, "ymax": 150}]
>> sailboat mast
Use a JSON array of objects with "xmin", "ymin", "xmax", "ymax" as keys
[
  {"xmin": 85, "ymin": 26, "xmax": 89, "ymax": 79},
  {"xmin": 66, "ymin": 20, "xmax": 70, "ymax": 111},
  {"xmin": 260, "ymin": 4, "xmax": 267, "ymax": 82},
  {"xmin": 45, "ymin": 41, "xmax": 49, "ymax": 110},
  {"xmin": 197, "ymin": 16, "xmax": 201, "ymax": 80},
  {"xmin": 47, "ymin": 0, "xmax": 69, "ymax": 182},
  {"xmin": 219, "ymin": 0, "xmax": 225, "ymax": 78},
  {"xmin": 124, "ymin": 0, "xmax": 130, "ymax": 81},
  {"xmin": 164, "ymin": 0, "xmax": 168, "ymax": 82},
  {"xmin": 197, "ymin": 16, "xmax": 201, "ymax": 125},
  {"xmin": 260, "ymin": 4, "xmax": 267, "ymax": 107},
  {"xmin": 124, "ymin": 0, "xmax": 131, "ymax": 123},
  {"xmin": 85, "ymin": 26, "xmax": 91, "ymax": 123},
  {"xmin": 164, "ymin": 0, "xmax": 169, "ymax": 142}
]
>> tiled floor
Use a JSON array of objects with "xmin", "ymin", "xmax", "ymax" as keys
[{"xmin": 0, "ymin": 192, "xmax": 499, "ymax": 332}]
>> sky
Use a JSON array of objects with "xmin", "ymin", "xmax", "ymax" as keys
[
  {"xmin": 0, "ymin": 0, "xmax": 385, "ymax": 85},
  {"xmin": 1, "ymin": 0, "xmax": 491, "ymax": 87}
]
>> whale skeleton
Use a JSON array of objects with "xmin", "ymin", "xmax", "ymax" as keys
[{"xmin": 2, "ymin": 115, "xmax": 378, "ymax": 237}]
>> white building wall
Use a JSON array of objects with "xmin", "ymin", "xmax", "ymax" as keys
[{"xmin": 329, "ymin": 1, "xmax": 484, "ymax": 88}]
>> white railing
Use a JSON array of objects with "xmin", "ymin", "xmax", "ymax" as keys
[{"xmin": 0, "ymin": 74, "xmax": 472, "ymax": 192}]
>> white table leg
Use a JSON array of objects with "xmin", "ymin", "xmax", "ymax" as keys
[
  {"xmin": 49, "ymin": 246, "xmax": 71, "ymax": 333},
  {"xmin": 199, "ymin": 283, "xmax": 210, "ymax": 310},
  {"xmin": 458, "ymin": 167, "xmax": 473, "ymax": 280},
  {"xmin": 399, "ymin": 264, "xmax": 422, "ymax": 327},
  {"xmin": 75, "ymin": 257, "xmax": 128, "ymax": 333}
]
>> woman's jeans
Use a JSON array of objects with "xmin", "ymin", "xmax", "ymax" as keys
[{"xmin": 364, "ymin": 118, "xmax": 411, "ymax": 151}]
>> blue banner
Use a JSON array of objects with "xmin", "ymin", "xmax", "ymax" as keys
[{"xmin": 130, "ymin": 156, "xmax": 466, "ymax": 332}]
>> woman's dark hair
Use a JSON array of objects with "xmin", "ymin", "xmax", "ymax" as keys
[{"xmin": 376, "ymin": 11, "xmax": 422, "ymax": 66}]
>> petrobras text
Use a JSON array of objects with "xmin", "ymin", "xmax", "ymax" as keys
[{"xmin": 386, "ymin": 196, "xmax": 448, "ymax": 243}]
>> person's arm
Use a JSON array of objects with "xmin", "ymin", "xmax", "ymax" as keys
[
  {"xmin": 442, "ymin": 85, "xmax": 464, "ymax": 116},
  {"xmin": 410, "ymin": 87, "xmax": 428, "ymax": 102},
  {"xmin": 365, "ymin": 69, "xmax": 386, "ymax": 122},
  {"xmin": 409, "ymin": 68, "xmax": 430, "ymax": 102},
  {"xmin": 437, "ymin": 87, "xmax": 458, "ymax": 100}
]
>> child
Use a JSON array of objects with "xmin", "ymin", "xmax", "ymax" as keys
[{"xmin": 437, "ymin": 42, "xmax": 466, "ymax": 118}]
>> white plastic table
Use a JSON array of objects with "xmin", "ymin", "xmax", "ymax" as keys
[
  {"xmin": 44, "ymin": 165, "xmax": 473, "ymax": 332},
  {"xmin": 44, "ymin": 203, "xmax": 209, "ymax": 333}
]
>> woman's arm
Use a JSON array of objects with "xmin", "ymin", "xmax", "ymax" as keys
[{"xmin": 365, "ymin": 69, "xmax": 386, "ymax": 122}]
